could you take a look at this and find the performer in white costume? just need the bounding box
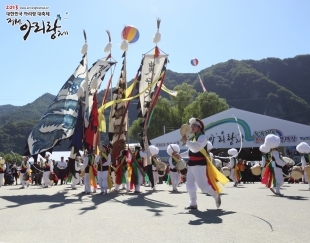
[296,142,310,190]
[264,134,287,196]
[71,156,81,189]
[20,156,31,189]
[129,145,145,193]
[167,144,181,192]
[149,145,160,191]
[180,118,221,210]
[260,144,271,177]
[227,148,240,187]
[0,157,6,187]
[114,149,131,192]
[97,145,111,194]
[43,153,53,188]
[83,150,99,194]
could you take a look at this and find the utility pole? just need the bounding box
[163,125,165,135]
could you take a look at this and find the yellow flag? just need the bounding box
[98,107,106,132]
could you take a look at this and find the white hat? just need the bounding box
[149,145,159,156]
[296,142,310,154]
[207,141,213,151]
[228,148,238,156]
[264,134,280,149]
[259,144,270,153]
[189,117,204,130]
[167,144,180,157]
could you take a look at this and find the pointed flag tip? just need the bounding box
[83,30,87,42]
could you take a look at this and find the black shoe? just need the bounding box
[185,205,197,210]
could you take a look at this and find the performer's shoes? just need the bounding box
[269,188,276,195]
[133,191,142,194]
[185,205,197,210]
[20,187,25,189]
[275,193,284,196]
[43,186,48,188]
[215,194,221,209]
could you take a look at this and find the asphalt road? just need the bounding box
[0,181,309,243]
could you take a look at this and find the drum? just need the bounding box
[282,157,295,166]
[180,124,191,137]
[290,166,303,180]
[221,167,230,177]
[23,173,29,181]
[156,161,167,172]
[175,159,187,171]
[213,159,222,168]
[180,168,187,176]
[158,170,166,177]
[251,165,262,176]
[49,173,55,181]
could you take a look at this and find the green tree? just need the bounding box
[170,83,197,127]
[183,92,229,121]
[128,97,174,140]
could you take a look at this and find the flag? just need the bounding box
[24,54,88,156]
[198,74,207,92]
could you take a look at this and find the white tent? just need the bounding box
[151,108,310,151]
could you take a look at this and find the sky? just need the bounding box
[1,0,310,106]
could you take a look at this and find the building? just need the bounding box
[151,108,310,163]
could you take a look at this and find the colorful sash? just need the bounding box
[261,154,276,188]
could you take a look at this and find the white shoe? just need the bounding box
[215,194,221,209]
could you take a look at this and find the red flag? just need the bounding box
[84,93,99,151]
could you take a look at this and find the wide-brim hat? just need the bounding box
[189,117,204,131]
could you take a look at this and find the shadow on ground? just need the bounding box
[177,209,235,225]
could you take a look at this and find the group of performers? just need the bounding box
[259,136,310,195]
[2,117,310,211]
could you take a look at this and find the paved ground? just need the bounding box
[0,181,309,243]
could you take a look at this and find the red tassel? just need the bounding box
[154,46,160,58]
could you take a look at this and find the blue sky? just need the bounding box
[1,0,310,106]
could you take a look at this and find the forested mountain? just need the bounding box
[1,54,310,154]
[0,104,20,116]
